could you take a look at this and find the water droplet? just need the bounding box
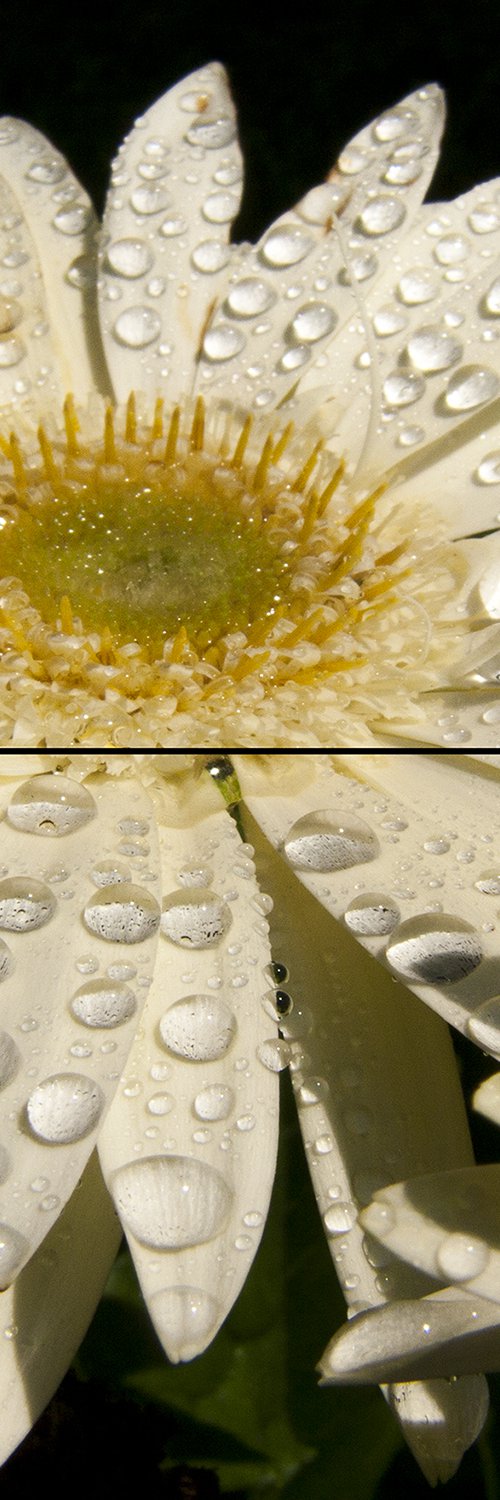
[186,116,236,149]
[53,204,91,235]
[374,109,413,141]
[434,234,469,265]
[91,860,131,888]
[147,1092,174,1115]
[150,1285,220,1354]
[383,159,422,185]
[405,326,462,373]
[0,336,25,367]
[113,306,161,349]
[344,893,400,936]
[202,324,245,361]
[485,278,500,316]
[83,884,160,943]
[176,865,213,889]
[161,889,232,947]
[383,371,425,407]
[70,979,136,1028]
[160,215,188,238]
[0,1031,18,1089]
[26,1073,104,1143]
[193,1084,234,1120]
[436,1232,489,1282]
[0,1224,27,1288]
[159,994,236,1061]
[106,237,154,278]
[0,877,56,931]
[474,870,500,895]
[191,240,230,272]
[26,158,66,184]
[257,1038,291,1072]
[202,191,239,224]
[112,1154,232,1247]
[284,810,379,871]
[323,1201,357,1235]
[357,197,406,236]
[445,365,499,411]
[313,1134,333,1155]
[236,1113,255,1131]
[226,277,275,318]
[467,996,500,1054]
[373,306,408,337]
[423,838,451,855]
[130,185,170,216]
[0,939,14,982]
[386,914,483,984]
[289,302,337,342]
[298,1076,330,1107]
[261,225,313,267]
[265,961,289,985]
[476,451,500,485]
[7,774,96,837]
[397,268,437,306]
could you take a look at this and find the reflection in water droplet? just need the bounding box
[344,893,400,936]
[70,979,136,1028]
[84,884,160,943]
[7,774,96,836]
[284,810,379,871]
[0,877,56,931]
[112,1154,232,1247]
[159,994,236,1060]
[161,889,231,947]
[26,1073,104,1143]
[386,915,483,983]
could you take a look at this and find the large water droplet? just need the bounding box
[397,268,437,305]
[474,870,500,895]
[467,996,500,1055]
[383,371,425,407]
[7,774,96,837]
[405,326,462,373]
[112,1154,232,1247]
[130,185,170,216]
[160,889,231,948]
[191,240,230,273]
[444,365,499,411]
[436,1232,489,1282]
[113,306,161,348]
[284,810,379,871]
[344,893,400,936]
[357,197,406,236]
[186,116,236,148]
[150,1285,220,1357]
[386,914,483,984]
[202,191,239,224]
[70,979,136,1028]
[476,452,500,485]
[202,324,245,361]
[106,237,154,278]
[83,884,160,943]
[257,1038,291,1072]
[226,277,275,318]
[26,1073,104,1143]
[193,1084,234,1120]
[323,1201,357,1235]
[261,225,313,268]
[53,204,91,235]
[0,877,56,931]
[0,1224,28,1288]
[159,994,236,1060]
[289,302,337,343]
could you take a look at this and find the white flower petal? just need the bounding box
[321,1286,500,1383]
[0,117,105,412]
[360,1163,500,1305]
[0,766,160,1278]
[236,752,500,1047]
[384,1376,489,1486]
[98,800,278,1361]
[0,1151,121,1467]
[98,63,243,404]
[474,1070,500,1124]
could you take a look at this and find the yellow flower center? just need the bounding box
[0,393,463,746]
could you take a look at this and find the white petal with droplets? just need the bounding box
[360,1163,500,1305]
[321,1286,500,1383]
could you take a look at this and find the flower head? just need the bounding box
[0,67,499,747]
[1,749,500,1485]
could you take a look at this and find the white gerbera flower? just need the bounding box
[0,65,499,748]
[1,749,500,1485]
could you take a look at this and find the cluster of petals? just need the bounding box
[0,750,499,1484]
[0,65,499,745]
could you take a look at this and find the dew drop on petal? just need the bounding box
[70,979,136,1028]
[476,452,500,485]
[436,1232,489,1282]
[444,365,499,411]
[193,1084,234,1120]
[159,994,236,1060]
[160,889,231,948]
[323,1201,357,1235]
[0,1031,19,1089]
[186,117,236,149]
[383,371,426,407]
[385,914,483,984]
[405,326,462,373]
[289,302,337,342]
[226,278,275,318]
[485,278,500,316]
[284,810,379,871]
[474,871,500,894]
[191,240,230,272]
[106,237,154,278]
[357,197,406,236]
[344,893,400,935]
[26,1073,104,1143]
[7,774,96,837]
[0,877,56,931]
[0,1224,28,1288]
[112,306,161,349]
[467,996,500,1054]
[256,1038,291,1072]
[261,226,313,268]
[111,1155,232,1248]
[91,860,131,888]
[202,324,245,361]
[0,940,14,982]
[150,1285,220,1356]
[83,884,160,943]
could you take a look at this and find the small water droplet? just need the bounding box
[423,838,450,855]
[53,204,91,235]
[147,1092,174,1116]
[193,1084,234,1121]
[236,1113,255,1131]
[113,305,161,348]
[106,237,153,278]
[257,1038,291,1072]
[357,197,406,236]
[150,1284,220,1355]
[467,996,500,1054]
[202,324,245,361]
[226,278,275,317]
[161,889,232,948]
[265,961,289,985]
[70,979,136,1028]
[191,239,230,272]
[476,451,500,485]
[159,994,236,1060]
[289,302,337,342]
[261,225,313,267]
[474,870,500,895]
[383,371,426,407]
[284,810,379,871]
[397,268,437,305]
[112,1155,232,1248]
[444,364,499,411]
[298,1076,330,1106]
[386,914,483,984]
[344,893,400,936]
[202,190,239,224]
[0,939,14,983]
[436,1232,489,1282]
[323,1201,357,1235]
[26,1073,104,1143]
[83,884,160,943]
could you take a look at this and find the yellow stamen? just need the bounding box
[165,405,180,465]
[125,392,137,444]
[231,414,252,467]
[152,397,164,442]
[37,424,58,483]
[190,396,205,452]
[293,440,323,493]
[272,421,294,464]
[63,394,80,457]
[59,595,74,633]
[103,406,117,464]
[253,434,275,491]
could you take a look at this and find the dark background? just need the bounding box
[2,4,500,1496]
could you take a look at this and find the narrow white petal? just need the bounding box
[360,1163,500,1305]
[384,1376,489,1486]
[99,801,278,1361]
[98,63,243,405]
[0,1152,121,1466]
[322,1286,500,1383]
[474,1070,500,1124]
[0,117,106,411]
[0,765,160,1278]
[236,752,500,1048]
